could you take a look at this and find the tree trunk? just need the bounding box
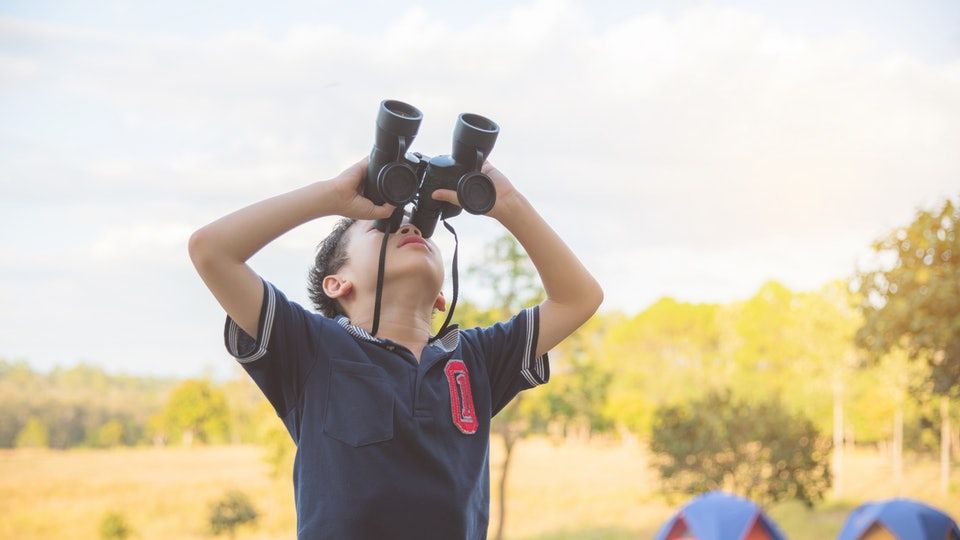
[941,396,951,495]
[618,422,637,448]
[893,404,903,494]
[832,379,844,498]
[495,432,516,540]
[953,425,960,462]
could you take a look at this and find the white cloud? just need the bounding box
[84,221,195,265]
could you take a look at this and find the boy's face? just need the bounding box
[333,217,445,306]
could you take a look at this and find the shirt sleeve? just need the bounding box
[223,276,323,418]
[468,305,551,417]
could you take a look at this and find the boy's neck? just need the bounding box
[344,292,437,363]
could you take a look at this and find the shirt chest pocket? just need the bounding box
[323,359,395,447]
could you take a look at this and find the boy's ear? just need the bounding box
[322,275,353,299]
[433,291,446,313]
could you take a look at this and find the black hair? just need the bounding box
[307,217,356,318]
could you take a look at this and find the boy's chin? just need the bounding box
[382,261,443,288]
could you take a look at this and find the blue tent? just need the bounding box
[654,490,787,540]
[838,498,960,540]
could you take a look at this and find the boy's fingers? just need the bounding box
[373,203,395,218]
[431,189,460,206]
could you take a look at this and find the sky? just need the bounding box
[2,0,959,380]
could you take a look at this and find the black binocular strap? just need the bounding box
[369,218,460,343]
[371,226,391,337]
[434,219,459,339]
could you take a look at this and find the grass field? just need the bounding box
[1,437,957,539]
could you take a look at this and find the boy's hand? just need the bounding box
[430,160,523,223]
[435,158,604,359]
[326,156,397,220]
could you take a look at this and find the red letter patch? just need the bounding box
[444,359,478,434]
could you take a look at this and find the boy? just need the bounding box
[188,156,603,539]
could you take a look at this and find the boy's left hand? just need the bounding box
[430,160,523,223]
[435,159,604,359]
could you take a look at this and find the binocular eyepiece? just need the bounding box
[363,100,499,238]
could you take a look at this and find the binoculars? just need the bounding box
[363,99,499,238]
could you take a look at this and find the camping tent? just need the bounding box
[654,490,787,540]
[837,498,960,540]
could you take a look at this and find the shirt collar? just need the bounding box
[334,316,460,354]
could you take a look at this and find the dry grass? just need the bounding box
[1,438,957,539]
[0,445,294,539]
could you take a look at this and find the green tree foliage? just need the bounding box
[848,347,932,444]
[220,371,270,444]
[254,400,296,479]
[600,298,723,437]
[15,415,49,448]
[99,510,133,540]
[853,197,960,494]
[650,391,831,507]
[467,233,545,318]
[0,358,177,449]
[0,353,318,457]
[854,196,960,393]
[530,313,615,438]
[208,489,258,538]
[158,379,230,446]
[729,281,808,403]
[95,419,125,448]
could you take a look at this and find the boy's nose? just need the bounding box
[398,224,422,237]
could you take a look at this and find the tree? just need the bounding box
[530,312,615,440]
[221,368,266,445]
[650,390,831,507]
[0,358,179,449]
[99,510,133,540]
[600,298,724,438]
[729,281,808,404]
[146,410,168,446]
[254,399,295,479]
[785,280,861,497]
[868,346,932,492]
[208,489,258,538]
[15,416,49,448]
[96,419,125,448]
[159,379,230,446]
[853,195,960,494]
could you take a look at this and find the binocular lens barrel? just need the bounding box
[367,100,424,209]
[452,113,499,167]
[377,100,423,138]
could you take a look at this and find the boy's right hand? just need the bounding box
[326,156,397,220]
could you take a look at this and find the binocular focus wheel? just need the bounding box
[377,163,418,206]
[457,172,496,215]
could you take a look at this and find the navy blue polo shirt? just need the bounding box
[223,276,550,539]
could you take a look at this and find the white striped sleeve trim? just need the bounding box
[519,307,550,387]
[224,278,277,364]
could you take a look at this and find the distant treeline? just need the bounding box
[0,359,272,450]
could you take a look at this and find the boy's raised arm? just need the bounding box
[430,162,604,358]
[188,157,394,339]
